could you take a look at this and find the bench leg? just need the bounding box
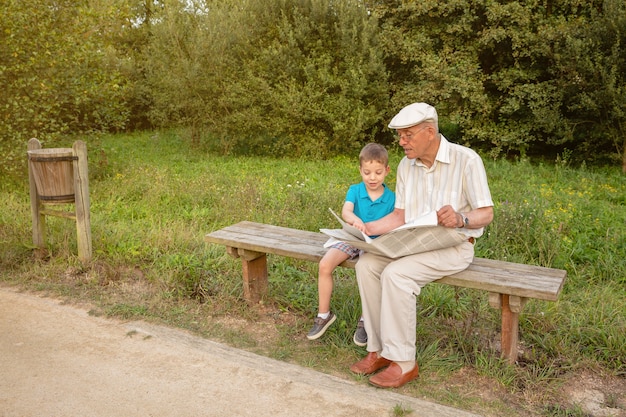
[489,293,527,364]
[237,249,268,304]
[501,294,519,364]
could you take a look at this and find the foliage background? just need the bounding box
[1,0,626,174]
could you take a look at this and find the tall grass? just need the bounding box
[1,131,624,416]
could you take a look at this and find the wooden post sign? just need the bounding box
[27,138,92,262]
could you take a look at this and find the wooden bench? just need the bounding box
[205,221,567,364]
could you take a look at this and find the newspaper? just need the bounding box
[320,208,467,259]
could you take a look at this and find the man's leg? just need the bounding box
[380,243,474,362]
[355,252,393,353]
[367,243,474,388]
[351,252,395,376]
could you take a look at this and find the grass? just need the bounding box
[392,403,414,416]
[1,130,625,417]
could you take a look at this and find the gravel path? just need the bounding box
[0,286,483,417]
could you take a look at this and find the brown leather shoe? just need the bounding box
[369,362,419,388]
[349,352,392,375]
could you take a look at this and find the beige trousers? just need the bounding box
[355,242,475,361]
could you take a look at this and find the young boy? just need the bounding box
[307,143,395,346]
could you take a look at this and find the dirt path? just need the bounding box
[0,286,483,417]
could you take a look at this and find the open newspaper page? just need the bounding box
[320,208,467,259]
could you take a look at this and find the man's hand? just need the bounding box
[437,205,462,228]
[361,208,406,237]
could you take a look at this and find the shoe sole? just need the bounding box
[369,364,419,388]
[306,314,336,340]
[353,334,367,347]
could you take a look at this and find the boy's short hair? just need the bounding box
[359,143,389,166]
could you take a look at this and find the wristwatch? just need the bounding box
[460,213,469,228]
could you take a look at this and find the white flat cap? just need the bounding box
[388,102,438,129]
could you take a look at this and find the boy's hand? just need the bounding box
[351,219,367,233]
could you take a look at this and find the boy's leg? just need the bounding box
[317,248,350,313]
[307,248,349,340]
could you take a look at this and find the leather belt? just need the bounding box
[468,237,475,244]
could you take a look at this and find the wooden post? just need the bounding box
[72,140,92,262]
[500,294,519,363]
[27,138,46,250]
[224,246,269,304]
[489,293,527,364]
[238,249,268,304]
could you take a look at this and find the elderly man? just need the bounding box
[350,103,494,388]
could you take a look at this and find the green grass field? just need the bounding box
[1,130,624,416]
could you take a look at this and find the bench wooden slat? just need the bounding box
[440,258,565,301]
[205,221,565,301]
[206,221,357,267]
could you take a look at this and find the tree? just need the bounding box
[142,0,235,146]
[224,0,390,157]
[0,0,131,176]
[369,0,626,166]
[2,0,624,168]
[143,0,390,157]
[548,0,626,169]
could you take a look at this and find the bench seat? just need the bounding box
[205,221,567,363]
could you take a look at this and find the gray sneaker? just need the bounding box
[307,312,337,340]
[353,320,367,347]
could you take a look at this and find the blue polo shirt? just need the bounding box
[345,182,395,223]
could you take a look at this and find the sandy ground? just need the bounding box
[0,286,483,417]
